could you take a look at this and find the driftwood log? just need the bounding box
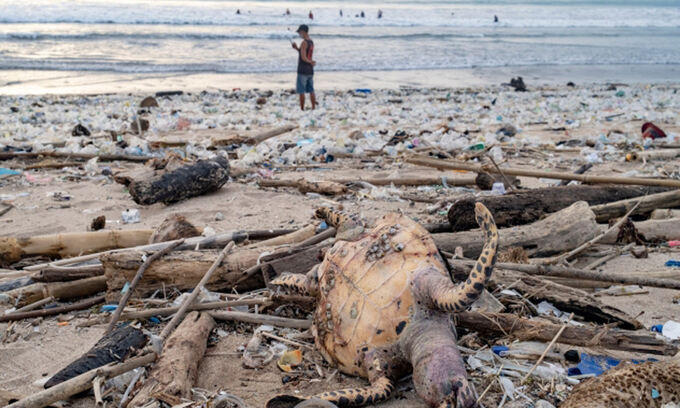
[102,249,262,301]
[455,311,677,356]
[128,312,214,407]
[590,189,680,222]
[31,265,104,282]
[45,326,147,388]
[435,201,599,257]
[3,276,107,306]
[482,268,640,329]
[447,185,668,231]
[0,230,152,263]
[128,156,230,205]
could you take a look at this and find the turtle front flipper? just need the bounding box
[270,267,319,296]
[315,207,364,241]
[412,203,498,312]
[267,352,397,408]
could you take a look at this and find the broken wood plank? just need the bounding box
[258,179,348,195]
[209,310,312,329]
[0,151,151,163]
[455,311,677,355]
[447,185,667,231]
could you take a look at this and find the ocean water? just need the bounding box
[0,0,678,75]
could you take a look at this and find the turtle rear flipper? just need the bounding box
[270,266,319,296]
[412,203,498,312]
[267,352,397,408]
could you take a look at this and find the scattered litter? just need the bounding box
[665,260,680,268]
[277,349,303,372]
[121,209,141,224]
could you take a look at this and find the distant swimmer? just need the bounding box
[309,10,314,20]
[339,9,343,17]
[360,11,365,18]
[378,9,383,19]
[285,8,290,15]
[236,9,240,15]
[494,15,499,23]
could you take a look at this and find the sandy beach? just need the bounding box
[1,79,680,407]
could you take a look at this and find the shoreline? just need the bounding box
[1,64,679,95]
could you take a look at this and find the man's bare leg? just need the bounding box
[310,93,317,110]
[299,94,305,111]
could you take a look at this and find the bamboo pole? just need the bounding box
[407,155,680,188]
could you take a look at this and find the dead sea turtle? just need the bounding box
[267,203,499,408]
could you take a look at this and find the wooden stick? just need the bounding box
[11,296,55,313]
[105,240,184,335]
[120,298,273,320]
[406,155,680,188]
[0,151,152,163]
[452,260,680,290]
[6,353,156,408]
[260,176,476,188]
[209,311,312,329]
[0,295,105,323]
[584,243,636,270]
[0,203,13,218]
[548,200,641,264]
[294,227,336,248]
[486,155,516,192]
[159,241,235,340]
[92,376,104,407]
[4,276,107,306]
[24,162,82,170]
[521,313,573,383]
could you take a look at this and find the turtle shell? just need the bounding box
[313,212,448,377]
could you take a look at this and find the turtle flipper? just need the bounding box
[267,377,394,408]
[315,207,364,241]
[270,267,319,296]
[267,353,396,408]
[412,203,498,312]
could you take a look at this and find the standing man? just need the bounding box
[291,24,316,110]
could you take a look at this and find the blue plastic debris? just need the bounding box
[491,345,509,356]
[567,352,657,377]
[665,260,680,268]
[651,388,660,399]
[296,138,313,147]
[148,316,161,324]
[318,221,328,231]
[121,281,130,294]
[355,89,372,94]
[651,324,664,333]
[0,168,21,177]
[100,305,118,312]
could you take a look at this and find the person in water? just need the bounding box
[378,9,383,19]
[291,24,316,110]
[309,10,314,20]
